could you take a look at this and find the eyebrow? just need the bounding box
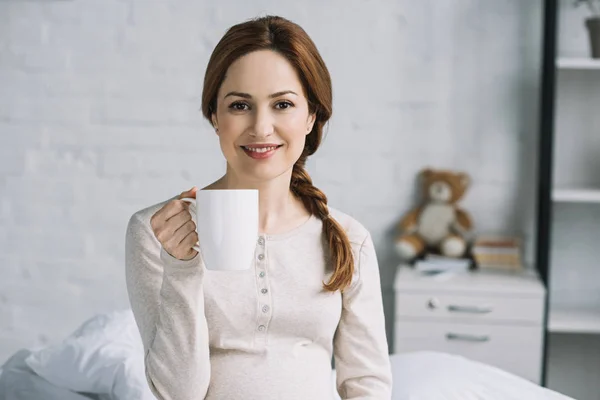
[223,90,298,99]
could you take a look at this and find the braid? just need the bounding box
[291,162,354,292]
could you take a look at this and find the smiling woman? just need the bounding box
[125,15,393,400]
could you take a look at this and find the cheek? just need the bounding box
[279,114,309,141]
[281,127,308,158]
[215,117,245,158]
[216,115,241,139]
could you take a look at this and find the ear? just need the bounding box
[458,173,470,188]
[306,112,316,135]
[420,168,434,180]
[211,113,219,133]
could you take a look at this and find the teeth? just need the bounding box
[244,146,278,153]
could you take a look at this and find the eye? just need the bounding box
[275,101,294,110]
[229,101,249,111]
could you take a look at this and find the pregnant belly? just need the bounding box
[206,347,335,400]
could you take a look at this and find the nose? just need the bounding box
[250,107,274,138]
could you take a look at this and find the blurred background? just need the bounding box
[0,0,599,399]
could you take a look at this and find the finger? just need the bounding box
[155,187,197,227]
[158,198,191,224]
[166,208,192,233]
[178,186,198,200]
[171,218,196,245]
[155,208,190,244]
[180,229,199,250]
[168,230,198,261]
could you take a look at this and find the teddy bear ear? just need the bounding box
[420,168,434,180]
[459,173,471,188]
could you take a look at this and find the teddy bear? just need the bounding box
[395,168,474,262]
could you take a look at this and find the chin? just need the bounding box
[228,161,290,183]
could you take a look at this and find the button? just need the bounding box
[427,297,440,310]
[258,237,265,246]
[262,305,270,313]
[258,325,266,332]
[258,254,265,261]
[261,288,268,294]
[259,271,265,278]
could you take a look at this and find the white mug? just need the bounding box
[181,189,259,271]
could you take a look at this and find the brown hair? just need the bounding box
[201,15,354,292]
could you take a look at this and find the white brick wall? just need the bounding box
[0,0,543,362]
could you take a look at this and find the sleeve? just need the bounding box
[333,233,393,400]
[125,212,211,400]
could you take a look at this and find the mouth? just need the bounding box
[240,144,283,160]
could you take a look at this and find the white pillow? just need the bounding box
[25,309,153,400]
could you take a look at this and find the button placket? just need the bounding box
[255,235,272,342]
[256,236,266,279]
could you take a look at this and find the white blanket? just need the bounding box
[1,310,575,400]
[384,351,573,400]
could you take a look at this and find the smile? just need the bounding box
[240,145,283,160]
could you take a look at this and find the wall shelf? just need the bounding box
[549,306,600,334]
[556,58,600,70]
[552,188,600,203]
[537,1,600,395]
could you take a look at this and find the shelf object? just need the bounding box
[556,58,600,70]
[549,306,600,334]
[552,188,600,203]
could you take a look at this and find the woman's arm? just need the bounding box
[333,233,393,399]
[125,212,211,400]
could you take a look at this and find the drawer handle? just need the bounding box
[446,333,490,342]
[447,304,493,314]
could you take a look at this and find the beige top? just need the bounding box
[125,197,393,400]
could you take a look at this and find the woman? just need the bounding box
[125,15,392,400]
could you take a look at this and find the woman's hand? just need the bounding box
[150,187,199,261]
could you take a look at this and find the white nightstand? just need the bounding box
[393,265,546,384]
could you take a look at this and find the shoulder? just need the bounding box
[327,207,377,291]
[328,206,371,247]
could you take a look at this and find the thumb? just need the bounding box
[178,186,198,200]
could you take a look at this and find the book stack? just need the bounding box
[471,235,523,271]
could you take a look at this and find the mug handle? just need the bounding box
[180,198,201,253]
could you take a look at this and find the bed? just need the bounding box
[0,349,101,400]
[0,310,574,400]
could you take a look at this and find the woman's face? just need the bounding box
[211,50,316,183]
